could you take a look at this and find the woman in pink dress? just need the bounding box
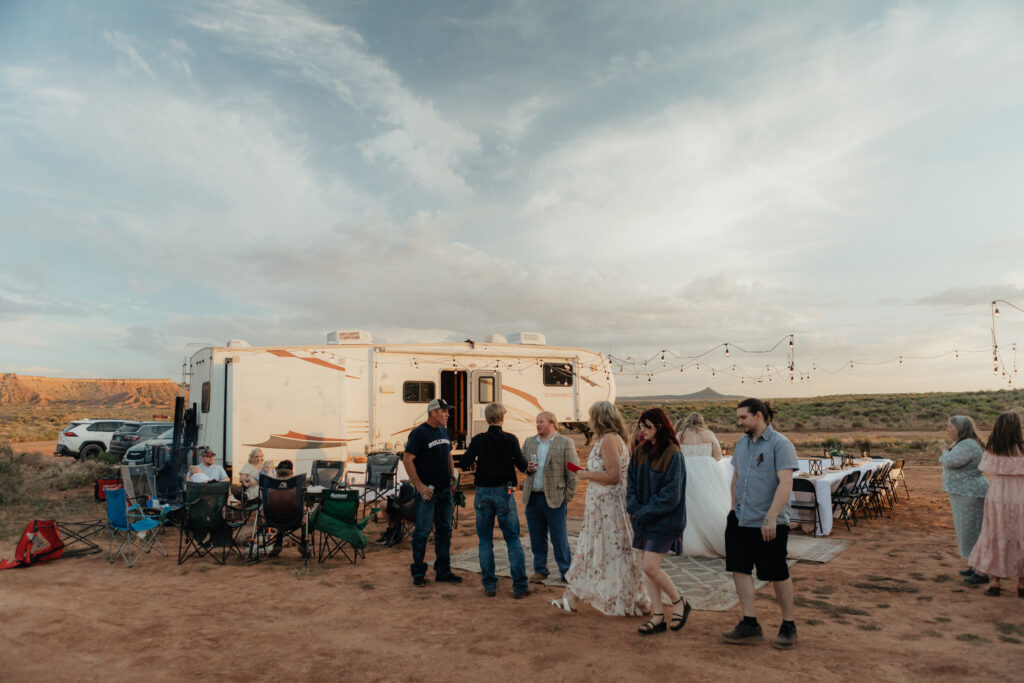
[968,412,1024,598]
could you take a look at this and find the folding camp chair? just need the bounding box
[311,460,345,489]
[177,482,244,565]
[311,488,377,564]
[790,478,822,536]
[250,474,310,566]
[106,487,166,567]
[352,452,400,518]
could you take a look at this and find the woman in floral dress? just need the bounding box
[551,401,650,616]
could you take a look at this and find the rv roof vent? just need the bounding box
[508,332,546,346]
[327,330,373,345]
[226,339,251,348]
[484,334,508,344]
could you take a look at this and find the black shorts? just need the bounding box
[724,510,790,582]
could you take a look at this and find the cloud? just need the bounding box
[180,0,480,193]
[917,286,1024,307]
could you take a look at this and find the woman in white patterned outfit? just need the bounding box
[551,401,650,616]
[675,413,730,557]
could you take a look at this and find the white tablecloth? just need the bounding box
[718,457,892,536]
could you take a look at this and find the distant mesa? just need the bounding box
[0,373,179,407]
[618,387,742,402]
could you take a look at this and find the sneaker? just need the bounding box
[529,572,548,583]
[436,573,463,583]
[413,576,427,587]
[485,589,497,597]
[959,567,974,576]
[722,620,764,644]
[373,532,390,545]
[964,573,990,585]
[513,590,530,600]
[772,623,797,650]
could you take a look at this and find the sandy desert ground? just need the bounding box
[1,438,1023,682]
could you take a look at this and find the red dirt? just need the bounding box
[1,440,1023,681]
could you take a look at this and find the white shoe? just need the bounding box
[550,595,577,613]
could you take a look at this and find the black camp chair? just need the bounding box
[311,460,345,489]
[250,474,310,566]
[177,482,244,565]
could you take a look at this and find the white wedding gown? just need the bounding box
[680,442,731,557]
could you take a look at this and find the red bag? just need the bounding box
[94,476,122,501]
[0,520,65,570]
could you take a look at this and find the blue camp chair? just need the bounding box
[105,487,166,567]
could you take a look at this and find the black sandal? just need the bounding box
[670,597,691,631]
[638,613,666,635]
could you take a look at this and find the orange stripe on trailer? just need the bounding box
[503,384,543,411]
[267,349,346,372]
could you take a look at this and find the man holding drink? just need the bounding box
[522,411,580,583]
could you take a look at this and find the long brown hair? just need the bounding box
[633,407,680,472]
[985,412,1024,457]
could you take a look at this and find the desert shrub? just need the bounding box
[93,451,121,466]
[0,444,24,505]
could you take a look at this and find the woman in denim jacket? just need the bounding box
[940,415,988,581]
[626,407,689,635]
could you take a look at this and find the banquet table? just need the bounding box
[718,457,892,536]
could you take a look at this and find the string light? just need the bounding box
[724,344,730,357]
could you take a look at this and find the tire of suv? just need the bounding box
[80,443,103,460]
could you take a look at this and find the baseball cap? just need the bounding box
[428,398,453,412]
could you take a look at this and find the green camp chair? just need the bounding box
[312,488,377,564]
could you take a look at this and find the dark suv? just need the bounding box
[108,422,174,456]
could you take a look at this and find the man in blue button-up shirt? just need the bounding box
[722,398,799,650]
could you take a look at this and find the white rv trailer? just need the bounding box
[184,331,615,477]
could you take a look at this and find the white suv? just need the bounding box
[55,419,137,459]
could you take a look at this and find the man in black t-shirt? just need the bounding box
[404,398,462,586]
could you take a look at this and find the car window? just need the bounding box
[117,424,142,434]
[88,421,119,431]
[143,425,170,436]
[158,428,174,439]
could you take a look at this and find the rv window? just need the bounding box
[542,363,574,387]
[478,376,495,403]
[403,381,436,403]
[201,382,210,413]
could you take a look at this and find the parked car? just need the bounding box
[108,422,173,456]
[56,419,137,459]
[122,427,175,463]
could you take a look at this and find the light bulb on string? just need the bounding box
[711,369,716,377]
[850,361,854,369]
[696,363,700,371]
[995,303,1000,317]
[898,356,903,367]
[789,336,794,348]
[725,344,730,357]
[647,374,652,383]
[955,350,959,359]
[661,351,665,367]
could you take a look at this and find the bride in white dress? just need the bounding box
[675,413,731,557]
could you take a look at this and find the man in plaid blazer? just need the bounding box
[521,411,580,583]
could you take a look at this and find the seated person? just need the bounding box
[188,465,211,483]
[261,460,277,479]
[375,481,416,546]
[233,448,264,501]
[198,450,229,482]
[275,459,294,479]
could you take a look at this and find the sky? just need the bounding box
[1,0,1023,398]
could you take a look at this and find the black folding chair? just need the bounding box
[353,452,400,518]
[251,473,310,566]
[177,482,244,565]
[311,460,345,489]
[831,471,860,531]
[790,478,822,536]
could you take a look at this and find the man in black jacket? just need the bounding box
[461,402,530,598]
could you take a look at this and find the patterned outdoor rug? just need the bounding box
[451,534,851,611]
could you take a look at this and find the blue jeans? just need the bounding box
[524,492,571,577]
[475,487,528,594]
[410,486,453,579]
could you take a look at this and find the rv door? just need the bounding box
[470,369,501,439]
